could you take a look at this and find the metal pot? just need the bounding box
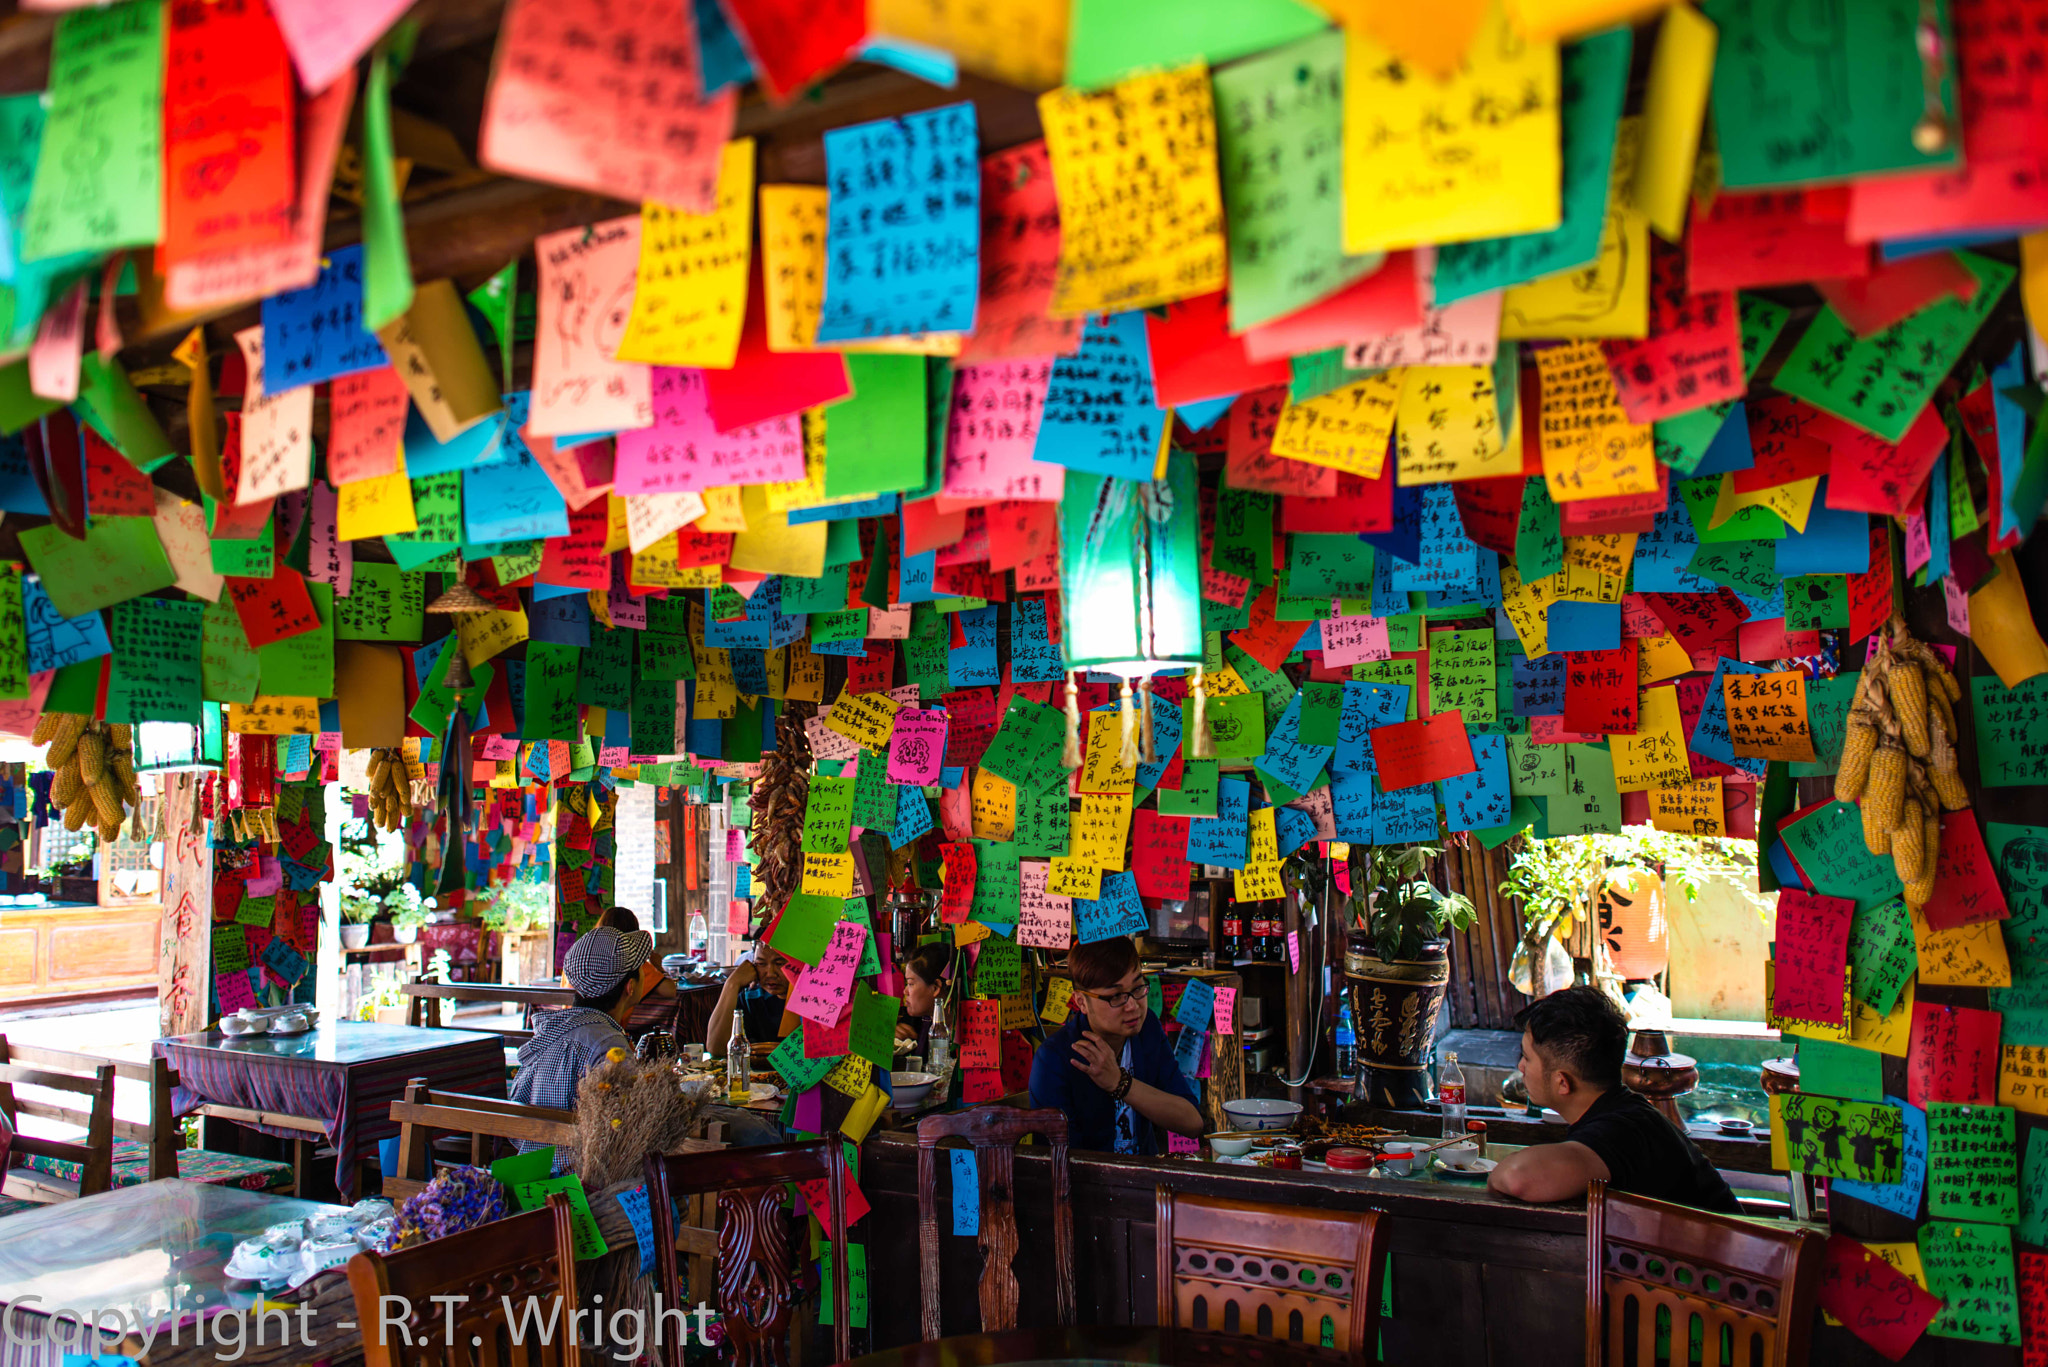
[1344,934,1450,1109]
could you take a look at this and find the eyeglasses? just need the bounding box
[1082,984,1146,1010]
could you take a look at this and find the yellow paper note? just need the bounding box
[227,696,320,734]
[2022,231,2048,342]
[1498,562,1557,657]
[1039,61,1228,315]
[2000,1044,2048,1116]
[456,607,529,668]
[1722,669,1817,763]
[374,280,505,444]
[1562,532,1637,581]
[1502,119,1648,339]
[617,139,756,368]
[1969,552,2048,688]
[868,0,1068,89]
[954,919,992,946]
[1850,976,1913,1057]
[1636,632,1693,684]
[1534,340,1659,502]
[1078,712,1137,794]
[1504,0,1674,40]
[785,639,825,704]
[1041,975,1074,1023]
[730,488,827,578]
[1909,903,2013,988]
[1204,664,1252,698]
[824,692,902,751]
[336,469,417,540]
[1711,474,1814,534]
[695,646,738,718]
[1073,791,1134,869]
[1647,776,1725,836]
[1270,371,1403,479]
[1631,2,1715,241]
[1342,1,1561,253]
[1046,856,1103,899]
[1611,684,1691,789]
[1394,366,1519,483]
[604,494,631,556]
[694,486,747,532]
[801,851,856,898]
[971,767,1016,841]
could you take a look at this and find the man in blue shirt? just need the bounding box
[1030,938,1205,1156]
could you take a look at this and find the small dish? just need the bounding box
[1432,1157,1497,1176]
[1208,1134,1255,1158]
[1717,1118,1755,1135]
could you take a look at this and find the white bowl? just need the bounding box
[1379,1141,1419,1176]
[1438,1141,1482,1170]
[1208,1135,1255,1157]
[1221,1098,1303,1132]
[891,1071,940,1108]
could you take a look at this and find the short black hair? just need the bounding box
[1515,986,1627,1088]
[905,941,952,986]
[575,979,630,1014]
[599,906,639,933]
[1066,937,1141,991]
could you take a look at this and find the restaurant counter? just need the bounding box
[860,1129,1846,1366]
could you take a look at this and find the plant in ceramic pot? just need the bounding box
[386,885,433,944]
[1338,843,1475,1109]
[339,891,379,950]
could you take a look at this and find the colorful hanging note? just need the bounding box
[616,139,757,370]
[529,218,653,438]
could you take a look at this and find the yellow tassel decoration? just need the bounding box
[1061,672,1083,771]
[1189,665,1213,759]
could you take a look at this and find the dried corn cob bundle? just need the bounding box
[1848,621,1970,897]
[365,746,418,831]
[40,718,137,840]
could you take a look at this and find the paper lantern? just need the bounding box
[1057,451,1204,677]
[1596,867,1669,980]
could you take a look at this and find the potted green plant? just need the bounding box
[386,885,432,944]
[1338,843,1476,1109]
[339,892,379,950]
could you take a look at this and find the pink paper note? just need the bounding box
[599,746,628,766]
[480,0,737,215]
[886,707,948,785]
[613,368,803,494]
[27,279,85,402]
[306,481,353,596]
[1771,890,1855,1026]
[725,828,745,862]
[244,855,283,897]
[1286,930,1301,974]
[530,218,654,439]
[352,793,370,819]
[328,367,408,484]
[480,734,520,761]
[165,70,355,312]
[1944,573,1971,636]
[1319,612,1392,666]
[1017,862,1072,950]
[787,921,868,1026]
[1339,291,1502,370]
[215,971,256,1015]
[941,360,1062,503]
[267,0,413,97]
[1213,986,1237,1035]
[1167,1130,1200,1153]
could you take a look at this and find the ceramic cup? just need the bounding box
[1438,1141,1482,1170]
[1380,1141,1418,1176]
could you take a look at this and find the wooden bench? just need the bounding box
[0,1038,115,1208]
[402,978,577,1044]
[0,1041,296,1196]
[384,1078,724,1290]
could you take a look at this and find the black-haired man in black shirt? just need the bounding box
[1488,986,1741,1214]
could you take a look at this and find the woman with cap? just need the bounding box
[509,926,655,1120]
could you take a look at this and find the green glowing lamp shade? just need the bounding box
[1057,452,1204,676]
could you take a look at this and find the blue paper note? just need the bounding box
[1075,869,1149,942]
[24,575,110,674]
[1441,734,1510,832]
[1361,480,1423,568]
[529,594,591,648]
[702,582,806,650]
[1186,778,1251,869]
[1009,598,1064,682]
[1254,693,1335,794]
[1135,699,1184,792]
[891,783,934,849]
[789,492,897,524]
[1178,394,1237,429]
[261,244,390,390]
[1689,657,1770,777]
[1994,343,2029,540]
[1331,770,1374,841]
[815,102,981,343]
[950,1149,979,1235]
[691,0,754,92]
[615,1184,659,1275]
[1175,978,1216,1033]
[1926,450,1952,581]
[1546,601,1621,652]
[1691,402,1756,476]
[0,435,46,513]
[1388,486,1500,602]
[464,446,569,544]
[1830,1096,1925,1220]
[1373,774,1440,843]
[1634,499,1720,593]
[402,404,504,479]
[1274,804,1317,856]
[1775,489,1871,576]
[1512,652,1566,716]
[858,37,960,86]
[1333,680,1409,777]
[1173,1026,1208,1079]
[1034,313,1169,481]
[948,605,999,686]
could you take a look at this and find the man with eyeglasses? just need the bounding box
[1029,937,1206,1155]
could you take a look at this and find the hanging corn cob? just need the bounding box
[364,746,419,831]
[1836,620,1969,909]
[32,716,139,843]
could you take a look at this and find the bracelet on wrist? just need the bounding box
[1110,1067,1134,1102]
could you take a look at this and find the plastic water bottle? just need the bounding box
[1439,1050,1467,1139]
[1333,1002,1358,1081]
[928,1007,954,1073]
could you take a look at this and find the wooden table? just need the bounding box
[0,1179,354,1367]
[844,1324,1348,1365]
[155,1021,507,1196]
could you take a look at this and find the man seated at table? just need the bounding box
[510,926,652,1120]
[705,941,794,1056]
[1488,986,1740,1213]
[600,905,676,1005]
[1030,937,1205,1156]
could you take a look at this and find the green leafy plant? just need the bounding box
[385,883,434,931]
[475,878,551,933]
[1344,843,1477,963]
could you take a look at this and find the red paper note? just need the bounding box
[1924,811,2013,930]
[1644,590,1751,660]
[480,0,737,213]
[1601,248,1744,424]
[1846,522,1894,642]
[962,1068,1005,1103]
[163,0,297,264]
[1283,468,1393,534]
[796,1170,869,1237]
[537,499,609,590]
[1451,476,1525,558]
[1132,808,1192,901]
[721,0,866,101]
[1907,999,2002,1109]
[1817,404,1948,518]
[702,269,852,431]
[959,999,1001,1070]
[938,842,976,924]
[226,568,320,649]
[985,501,1060,572]
[1144,292,1291,408]
[2022,1248,2048,1367]
[1227,389,1337,497]
[328,367,409,485]
[1239,252,1425,364]
[1227,585,1307,675]
[1812,253,1980,336]
[84,427,155,517]
[1770,890,1855,1026]
[803,1000,853,1058]
[1817,1235,1942,1362]
[961,141,1083,364]
[1562,642,1640,736]
[1685,191,1869,293]
[1370,712,1477,790]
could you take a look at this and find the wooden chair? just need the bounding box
[0,1038,116,1206]
[403,977,577,1044]
[644,1140,852,1367]
[1155,1188,1388,1365]
[915,1106,1075,1340]
[1586,1180,1823,1367]
[384,1079,582,1201]
[348,1195,579,1367]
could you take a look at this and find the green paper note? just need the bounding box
[1287,533,1375,599]
[969,840,1021,925]
[236,895,276,928]
[1289,348,1376,405]
[106,597,204,724]
[1159,759,1219,817]
[511,1175,608,1260]
[1012,782,1070,859]
[1926,1103,2018,1225]
[336,563,426,642]
[1790,670,1860,778]
[1187,692,1265,759]
[803,776,856,854]
[490,1146,556,1194]
[976,938,1022,995]
[817,1244,869,1330]
[1919,1221,2020,1345]
[1846,896,1916,1015]
[1780,801,1904,910]
[20,515,176,619]
[0,566,27,701]
[770,1026,836,1092]
[212,923,249,973]
[1973,675,2048,788]
[361,37,414,329]
[1298,682,1343,746]
[771,891,844,966]
[1783,575,1849,632]
[1065,0,1326,89]
[2019,1127,2048,1247]
[1507,735,1567,795]
[22,0,164,259]
[523,641,581,742]
[257,581,335,699]
[1780,1093,1903,1183]
[78,355,175,472]
[1705,0,1959,190]
[1546,744,1621,836]
[468,259,519,393]
[822,355,925,499]
[1791,1037,1883,1101]
[1428,629,1496,725]
[849,983,899,1072]
[1515,477,1565,583]
[1774,252,2014,443]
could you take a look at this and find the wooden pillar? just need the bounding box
[1282,888,1308,1102]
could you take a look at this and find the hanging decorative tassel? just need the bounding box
[1117,679,1139,769]
[1190,665,1213,758]
[1061,671,1083,771]
[1138,677,1157,764]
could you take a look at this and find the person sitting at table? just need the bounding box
[1029,937,1205,1156]
[896,941,952,1055]
[509,926,652,1121]
[706,941,794,1056]
[1488,986,1740,1213]
[599,905,676,1003]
